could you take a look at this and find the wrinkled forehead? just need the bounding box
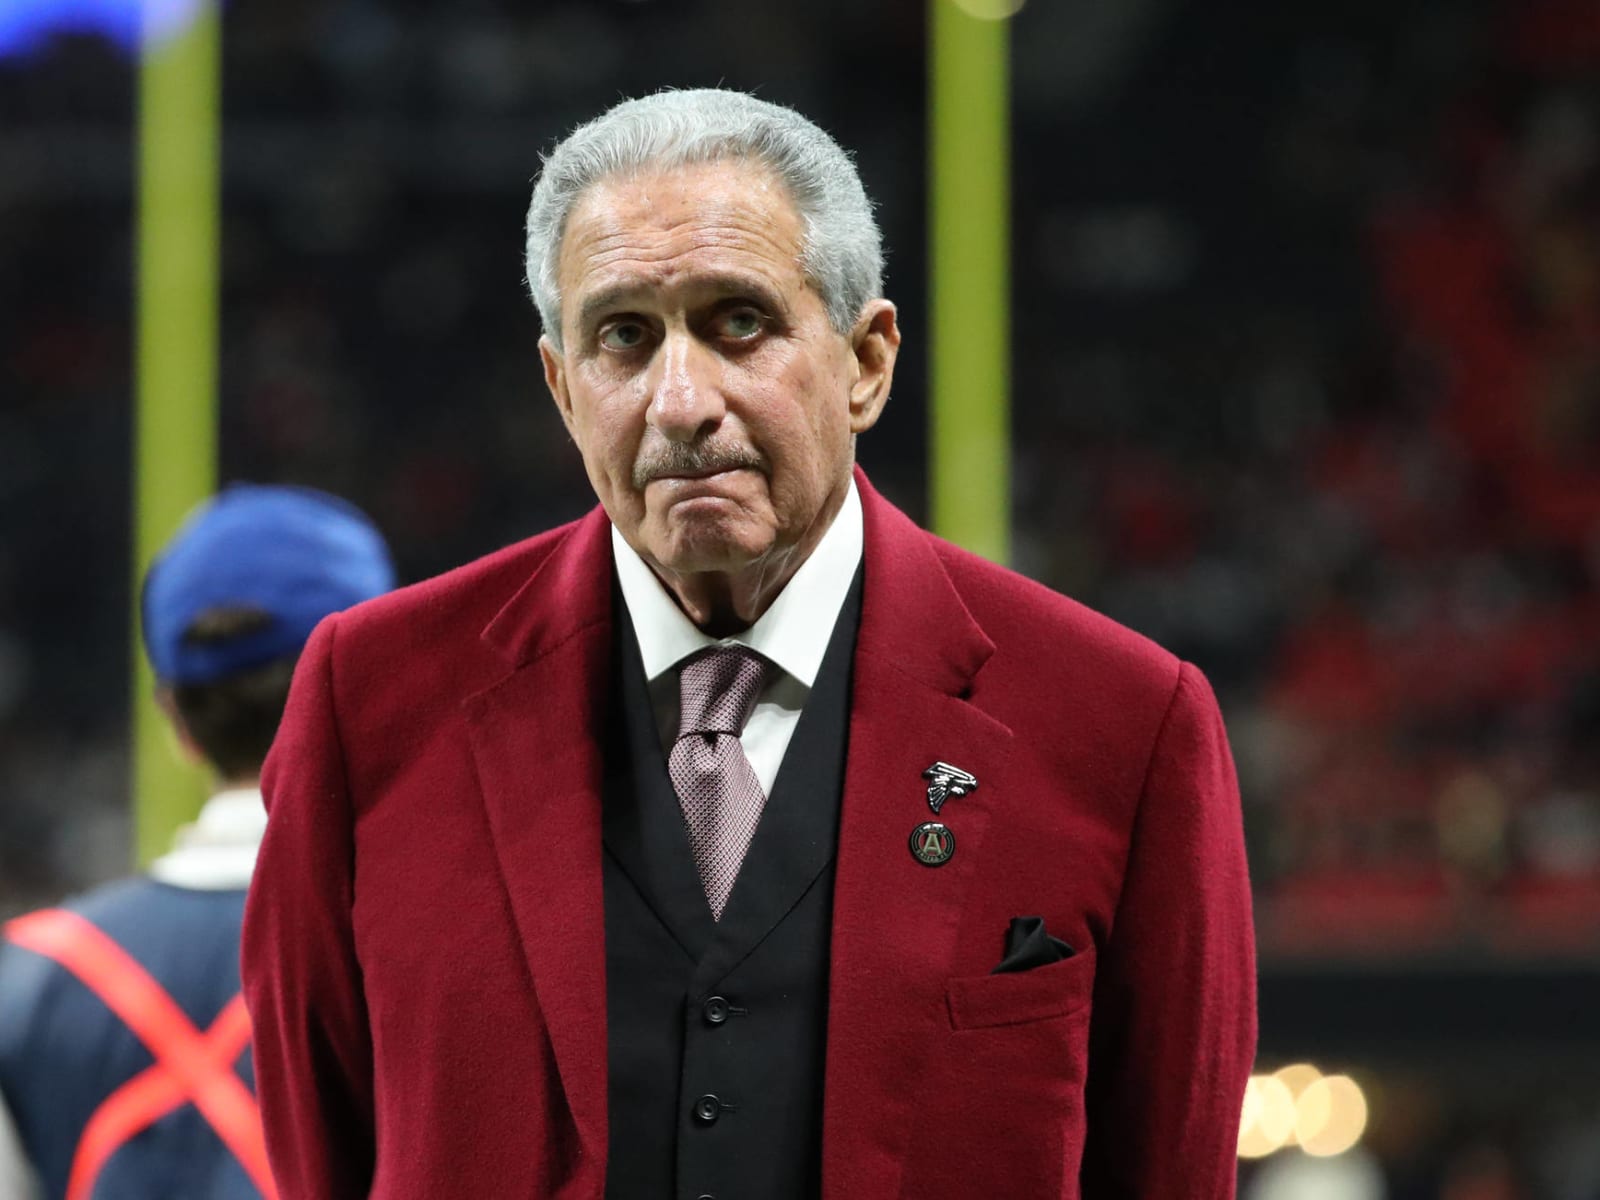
[556,160,810,314]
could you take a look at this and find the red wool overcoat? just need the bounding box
[241,469,1256,1200]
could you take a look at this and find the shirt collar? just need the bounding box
[611,477,863,688]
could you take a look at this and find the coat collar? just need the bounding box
[850,466,994,696]
[479,504,614,668]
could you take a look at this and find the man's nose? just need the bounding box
[646,331,725,443]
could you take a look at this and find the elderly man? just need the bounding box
[242,89,1256,1200]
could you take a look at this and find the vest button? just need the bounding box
[703,995,732,1025]
[692,1093,722,1124]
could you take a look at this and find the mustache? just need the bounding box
[632,441,768,489]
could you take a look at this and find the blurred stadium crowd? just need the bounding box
[1009,0,1600,967]
[2,0,1599,1195]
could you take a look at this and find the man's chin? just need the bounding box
[643,518,777,580]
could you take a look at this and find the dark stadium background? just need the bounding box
[3,0,1599,1194]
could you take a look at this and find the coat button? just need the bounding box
[703,995,731,1025]
[692,1094,722,1124]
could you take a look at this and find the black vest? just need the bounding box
[602,573,862,1200]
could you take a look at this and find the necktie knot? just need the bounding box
[676,646,768,739]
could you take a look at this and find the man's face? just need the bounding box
[541,160,897,587]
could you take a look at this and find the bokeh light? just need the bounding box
[1239,1074,1300,1158]
[1241,1064,1371,1160]
[1298,1076,1369,1157]
[1273,1062,1325,1101]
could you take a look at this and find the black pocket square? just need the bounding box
[991,916,1075,974]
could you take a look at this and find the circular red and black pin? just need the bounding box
[909,821,955,866]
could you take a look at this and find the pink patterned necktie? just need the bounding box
[669,646,771,921]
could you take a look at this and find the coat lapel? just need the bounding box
[461,508,614,1190]
[822,473,1014,1200]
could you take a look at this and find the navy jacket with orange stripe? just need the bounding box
[0,879,263,1199]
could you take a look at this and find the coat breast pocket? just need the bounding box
[945,946,1096,1031]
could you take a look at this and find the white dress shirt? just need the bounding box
[611,479,864,795]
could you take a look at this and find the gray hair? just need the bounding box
[525,89,884,347]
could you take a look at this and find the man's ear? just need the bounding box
[847,300,900,434]
[540,335,577,441]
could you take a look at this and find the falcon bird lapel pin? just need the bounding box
[922,761,978,814]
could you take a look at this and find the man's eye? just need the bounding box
[599,322,647,351]
[717,309,764,340]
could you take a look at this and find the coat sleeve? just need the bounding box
[1078,661,1257,1198]
[242,616,376,1199]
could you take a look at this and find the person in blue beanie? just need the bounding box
[0,484,394,1200]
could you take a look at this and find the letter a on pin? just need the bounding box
[910,821,955,866]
